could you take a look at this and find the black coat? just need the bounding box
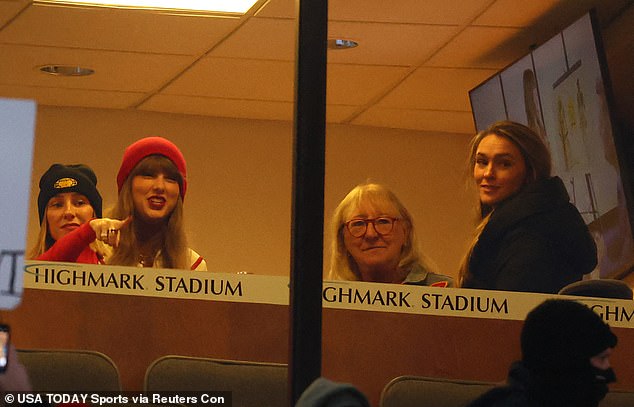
[463,176,597,293]
[467,361,606,407]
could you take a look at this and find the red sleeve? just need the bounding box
[190,256,204,270]
[36,222,97,263]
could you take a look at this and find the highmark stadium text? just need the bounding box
[322,285,510,315]
[28,265,244,297]
[3,392,232,406]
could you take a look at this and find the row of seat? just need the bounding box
[17,349,634,406]
[17,349,288,406]
[379,376,634,407]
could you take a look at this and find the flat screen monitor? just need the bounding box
[469,10,634,279]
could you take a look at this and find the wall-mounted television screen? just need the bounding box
[469,10,634,279]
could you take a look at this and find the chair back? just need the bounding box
[380,375,496,407]
[144,355,287,407]
[558,279,633,299]
[17,348,121,392]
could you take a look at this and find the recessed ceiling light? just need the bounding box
[35,0,259,14]
[39,65,95,76]
[328,39,359,50]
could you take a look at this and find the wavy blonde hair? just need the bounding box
[29,213,53,259]
[459,120,552,285]
[327,183,431,281]
[107,155,189,269]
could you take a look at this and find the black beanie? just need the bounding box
[521,299,617,372]
[37,164,103,224]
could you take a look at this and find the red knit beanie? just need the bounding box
[116,136,187,199]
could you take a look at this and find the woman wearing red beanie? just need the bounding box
[106,136,206,270]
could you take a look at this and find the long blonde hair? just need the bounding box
[107,155,189,269]
[29,207,106,260]
[327,183,431,281]
[28,214,53,259]
[459,120,552,285]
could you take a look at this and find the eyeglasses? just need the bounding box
[344,217,399,238]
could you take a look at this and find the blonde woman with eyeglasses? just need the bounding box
[327,183,453,286]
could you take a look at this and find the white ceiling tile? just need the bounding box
[327,21,459,66]
[329,0,491,25]
[426,26,527,69]
[0,0,28,26]
[326,64,410,105]
[142,94,361,125]
[0,0,627,135]
[0,44,195,91]
[0,84,145,109]
[326,104,361,123]
[211,18,461,66]
[162,57,295,101]
[210,17,295,61]
[140,94,293,121]
[473,0,559,27]
[378,67,497,111]
[0,3,242,55]
[353,107,476,134]
[254,0,294,19]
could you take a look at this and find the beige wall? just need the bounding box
[28,106,474,279]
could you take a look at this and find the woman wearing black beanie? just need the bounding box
[29,163,109,264]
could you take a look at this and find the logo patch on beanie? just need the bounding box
[53,177,78,189]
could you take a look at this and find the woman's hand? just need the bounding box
[90,216,132,247]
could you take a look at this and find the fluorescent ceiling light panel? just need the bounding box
[38,0,259,14]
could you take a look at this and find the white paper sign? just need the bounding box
[0,98,36,310]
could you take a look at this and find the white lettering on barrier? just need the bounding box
[22,260,634,328]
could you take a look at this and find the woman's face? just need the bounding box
[342,201,407,282]
[474,134,528,208]
[132,172,180,224]
[46,192,95,241]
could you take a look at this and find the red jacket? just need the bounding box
[37,223,102,264]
